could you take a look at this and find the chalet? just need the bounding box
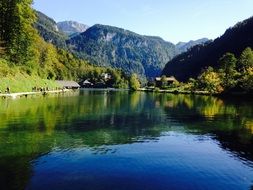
[56,80,80,89]
[155,76,176,87]
[81,80,94,88]
[101,73,112,81]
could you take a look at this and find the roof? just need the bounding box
[56,80,80,88]
[83,80,93,85]
[155,76,176,82]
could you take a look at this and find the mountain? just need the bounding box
[176,38,209,54]
[57,21,89,36]
[35,11,67,48]
[162,16,253,81]
[67,24,177,79]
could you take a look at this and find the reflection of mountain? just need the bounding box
[0,91,252,189]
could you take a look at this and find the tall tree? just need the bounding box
[238,47,253,73]
[0,0,38,64]
[218,52,237,89]
[238,47,253,91]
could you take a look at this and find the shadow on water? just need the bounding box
[0,90,252,189]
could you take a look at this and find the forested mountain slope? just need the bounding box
[67,24,177,79]
[162,16,253,81]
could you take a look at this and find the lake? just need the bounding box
[0,90,252,190]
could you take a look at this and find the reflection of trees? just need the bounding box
[0,91,253,189]
[0,91,167,189]
[161,94,253,163]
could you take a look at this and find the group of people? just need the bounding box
[32,86,50,92]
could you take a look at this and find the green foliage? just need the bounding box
[0,0,38,64]
[218,53,238,89]
[238,47,253,73]
[197,67,223,93]
[129,74,141,91]
[186,48,253,94]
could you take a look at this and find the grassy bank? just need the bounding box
[0,73,59,93]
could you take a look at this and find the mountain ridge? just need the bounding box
[162,16,253,81]
[35,11,211,80]
[176,38,210,54]
[67,24,177,79]
[57,21,89,36]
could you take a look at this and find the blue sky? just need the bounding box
[33,0,253,44]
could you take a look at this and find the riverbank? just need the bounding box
[0,89,71,99]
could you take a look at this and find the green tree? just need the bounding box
[0,0,38,64]
[129,74,140,91]
[238,47,253,73]
[237,48,253,92]
[218,52,237,89]
[197,67,223,93]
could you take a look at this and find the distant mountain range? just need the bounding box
[35,11,210,79]
[176,38,209,54]
[162,16,253,81]
[57,21,89,36]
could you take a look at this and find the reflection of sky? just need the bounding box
[27,132,253,190]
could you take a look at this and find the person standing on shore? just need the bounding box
[6,87,10,94]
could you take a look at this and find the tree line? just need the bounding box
[187,47,253,94]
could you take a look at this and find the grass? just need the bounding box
[0,73,59,93]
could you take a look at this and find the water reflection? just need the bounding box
[0,90,252,189]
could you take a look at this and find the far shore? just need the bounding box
[138,88,253,97]
[138,88,212,95]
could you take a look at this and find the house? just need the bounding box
[56,80,80,89]
[81,80,94,88]
[155,76,176,87]
[101,73,112,81]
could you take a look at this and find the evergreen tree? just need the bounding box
[218,52,237,89]
[238,47,253,92]
[238,47,253,73]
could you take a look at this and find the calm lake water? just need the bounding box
[0,90,252,190]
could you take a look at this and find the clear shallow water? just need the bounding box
[0,90,252,190]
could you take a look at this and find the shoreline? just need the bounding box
[138,88,213,96]
[138,88,253,97]
[0,89,72,99]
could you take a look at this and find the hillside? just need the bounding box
[57,21,89,36]
[67,24,177,79]
[162,16,253,81]
[35,11,67,49]
[35,12,209,80]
